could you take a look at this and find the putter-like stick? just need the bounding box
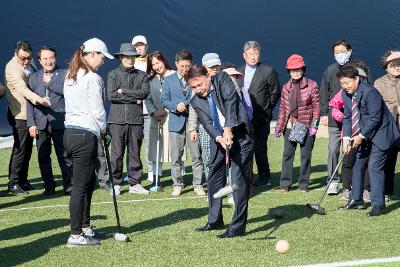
[306,140,352,215]
[104,140,129,242]
[150,121,163,192]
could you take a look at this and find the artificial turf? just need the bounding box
[0,137,399,267]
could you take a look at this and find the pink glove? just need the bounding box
[275,130,281,139]
[309,127,317,136]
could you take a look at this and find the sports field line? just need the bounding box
[292,256,400,267]
[0,195,207,213]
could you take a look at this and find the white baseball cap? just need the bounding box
[202,53,221,67]
[83,38,114,59]
[132,35,147,45]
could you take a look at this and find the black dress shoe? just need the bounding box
[20,183,36,191]
[8,185,29,195]
[341,199,367,210]
[217,230,245,238]
[367,206,385,217]
[196,223,225,232]
[43,187,56,196]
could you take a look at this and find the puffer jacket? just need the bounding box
[275,77,320,134]
[329,89,344,123]
[107,64,150,125]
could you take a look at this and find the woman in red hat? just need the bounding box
[275,54,320,192]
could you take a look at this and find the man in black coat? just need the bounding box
[188,65,253,238]
[27,46,72,196]
[237,41,280,186]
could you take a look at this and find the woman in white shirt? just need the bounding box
[64,38,113,247]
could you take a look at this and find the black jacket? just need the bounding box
[237,63,280,125]
[107,64,150,125]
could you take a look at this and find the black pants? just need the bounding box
[253,122,270,180]
[96,140,110,186]
[341,148,370,191]
[109,123,143,186]
[64,128,97,235]
[207,129,253,234]
[37,124,72,190]
[8,115,33,187]
[280,129,315,190]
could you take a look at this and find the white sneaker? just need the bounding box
[111,185,121,196]
[147,171,154,182]
[66,235,100,247]
[171,186,182,196]
[129,184,150,195]
[327,182,339,195]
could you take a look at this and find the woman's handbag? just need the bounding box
[288,121,308,144]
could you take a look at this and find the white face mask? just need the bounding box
[334,50,352,65]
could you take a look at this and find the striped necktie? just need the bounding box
[351,95,360,137]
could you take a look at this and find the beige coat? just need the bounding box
[5,56,40,120]
[374,74,400,122]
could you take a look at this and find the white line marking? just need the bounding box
[291,256,400,267]
[0,195,207,213]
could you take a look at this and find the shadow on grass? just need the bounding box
[0,189,67,210]
[0,215,106,267]
[246,204,316,240]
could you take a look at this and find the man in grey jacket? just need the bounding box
[107,43,150,195]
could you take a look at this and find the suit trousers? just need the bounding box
[352,141,387,207]
[327,126,341,183]
[341,148,370,191]
[110,123,144,186]
[384,143,398,196]
[280,129,315,190]
[169,125,203,187]
[253,122,270,180]
[207,129,253,234]
[8,117,33,187]
[37,124,72,190]
[64,128,97,235]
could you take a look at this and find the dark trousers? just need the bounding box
[37,124,72,190]
[96,140,110,186]
[384,144,398,195]
[280,129,315,190]
[341,148,370,191]
[207,130,253,234]
[8,116,33,187]
[352,141,387,207]
[253,122,270,180]
[64,128,97,235]
[110,123,143,186]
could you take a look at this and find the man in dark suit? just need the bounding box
[237,41,280,186]
[188,64,253,238]
[27,46,72,196]
[340,66,400,216]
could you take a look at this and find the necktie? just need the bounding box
[160,76,164,85]
[351,95,360,137]
[181,77,188,96]
[242,87,253,120]
[207,91,223,133]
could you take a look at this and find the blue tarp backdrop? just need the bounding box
[0,0,399,136]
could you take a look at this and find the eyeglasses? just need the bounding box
[245,52,260,57]
[17,54,32,62]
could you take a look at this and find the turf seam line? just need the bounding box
[291,256,400,267]
[0,195,207,213]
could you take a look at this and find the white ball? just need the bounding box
[275,240,289,254]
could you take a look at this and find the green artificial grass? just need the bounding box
[0,137,399,267]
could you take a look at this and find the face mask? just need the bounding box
[334,50,352,65]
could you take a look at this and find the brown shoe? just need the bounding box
[194,186,206,196]
[171,186,182,196]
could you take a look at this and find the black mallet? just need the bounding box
[306,140,352,215]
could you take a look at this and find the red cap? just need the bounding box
[286,54,305,69]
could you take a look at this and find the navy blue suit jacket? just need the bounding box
[342,81,400,151]
[27,68,67,130]
[191,72,253,160]
[160,73,192,132]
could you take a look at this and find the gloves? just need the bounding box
[274,130,281,139]
[309,127,317,136]
[153,109,168,121]
[102,131,112,147]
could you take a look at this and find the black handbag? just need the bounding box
[288,121,308,144]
